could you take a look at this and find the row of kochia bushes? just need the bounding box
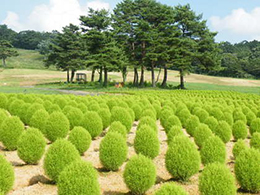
[0,91,260,194]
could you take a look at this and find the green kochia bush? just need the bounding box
[166,135,201,181]
[235,148,260,193]
[185,115,200,136]
[25,103,45,125]
[204,116,218,132]
[9,99,24,117]
[108,121,127,138]
[0,155,14,195]
[214,121,232,143]
[0,109,8,127]
[123,154,156,194]
[0,94,7,109]
[199,163,236,195]
[58,160,100,195]
[17,128,46,164]
[111,107,132,132]
[194,124,213,148]
[131,104,142,121]
[250,132,260,150]
[165,115,182,133]
[167,126,183,144]
[200,136,226,165]
[160,108,173,128]
[64,107,84,129]
[134,125,160,159]
[44,139,80,182]
[137,116,158,133]
[246,111,256,126]
[30,109,49,135]
[80,111,103,138]
[45,112,70,142]
[155,182,188,195]
[177,109,191,127]
[232,139,248,159]
[99,132,128,171]
[250,118,260,135]
[0,116,24,150]
[194,109,209,123]
[232,120,247,140]
[97,108,111,129]
[68,127,92,155]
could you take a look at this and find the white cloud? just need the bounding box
[210,7,260,40]
[1,0,110,32]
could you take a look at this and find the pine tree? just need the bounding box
[0,40,18,67]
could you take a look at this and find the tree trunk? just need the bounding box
[139,65,144,87]
[180,69,185,89]
[161,66,167,87]
[2,58,6,68]
[139,41,146,87]
[155,67,162,84]
[98,67,103,84]
[67,69,70,83]
[91,68,95,82]
[133,67,138,86]
[122,67,127,84]
[70,70,75,83]
[103,67,108,87]
[151,61,155,87]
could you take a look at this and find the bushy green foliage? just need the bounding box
[25,103,45,125]
[0,116,24,150]
[17,128,46,164]
[194,109,209,123]
[155,182,188,195]
[81,111,103,138]
[97,108,111,129]
[64,107,84,129]
[44,139,80,182]
[46,104,61,114]
[0,155,14,195]
[177,109,191,126]
[165,115,182,133]
[0,109,8,127]
[58,160,100,195]
[137,116,158,133]
[123,154,156,194]
[166,135,201,181]
[141,109,156,121]
[185,115,200,136]
[127,108,135,122]
[246,111,256,126]
[99,132,128,171]
[111,106,132,132]
[199,163,236,195]
[194,124,213,148]
[134,125,159,159]
[167,126,183,144]
[250,118,260,135]
[221,112,233,126]
[233,111,247,123]
[68,127,92,155]
[29,109,49,135]
[131,104,142,121]
[53,96,67,109]
[232,120,247,140]
[108,121,127,138]
[204,116,218,132]
[250,132,260,150]
[232,139,248,159]
[235,148,260,193]
[9,99,24,116]
[210,107,224,121]
[200,136,226,165]
[214,121,232,143]
[0,94,7,109]
[45,112,70,142]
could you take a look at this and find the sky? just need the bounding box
[1,0,260,43]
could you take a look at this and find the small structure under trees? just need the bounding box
[76,73,87,83]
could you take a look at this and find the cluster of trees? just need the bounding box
[45,0,220,88]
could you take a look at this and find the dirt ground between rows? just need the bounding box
[0,121,254,195]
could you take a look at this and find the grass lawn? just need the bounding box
[0,86,61,94]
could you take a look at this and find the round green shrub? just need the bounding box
[64,107,84,129]
[214,121,232,143]
[166,135,201,181]
[204,116,218,132]
[235,148,260,193]
[80,111,103,138]
[0,155,14,194]
[134,125,160,159]
[17,128,46,164]
[165,115,182,133]
[194,109,209,123]
[210,107,224,121]
[177,109,191,126]
[131,104,142,121]
[46,104,61,114]
[29,109,49,135]
[221,112,233,127]
[127,108,135,123]
[200,135,226,165]
[68,127,92,155]
[9,99,24,116]
[152,104,161,119]
[232,139,248,159]
[141,109,156,121]
[0,94,7,109]
[0,109,8,127]
[58,160,100,195]
[18,103,30,124]
[45,112,70,142]
[25,103,45,125]
[232,120,247,140]
[246,111,256,126]
[108,121,127,138]
[99,132,128,171]
[250,118,260,135]
[154,182,188,195]
[250,132,260,150]
[0,116,24,150]
[88,103,100,111]
[199,163,236,195]
[194,124,213,148]
[185,115,200,136]
[233,111,247,123]
[123,154,156,194]
[111,107,132,132]
[160,108,174,128]
[167,125,183,144]
[44,139,80,182]
[53,96,67,109]
[137,116,158,133]
[97,108,111,129]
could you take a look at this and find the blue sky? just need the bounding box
[1,0,260,43]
